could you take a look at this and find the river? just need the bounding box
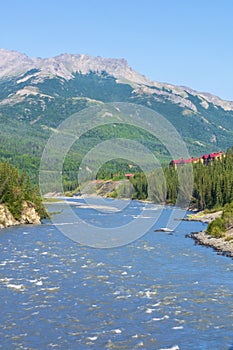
[0,198,232,350]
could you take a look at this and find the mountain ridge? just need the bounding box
[0,48,233,110]
[0,48,148,85]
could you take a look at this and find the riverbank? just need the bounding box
[184,210,222,223]
[0,201,41,229]
[189,230,233,258]
[186,210,233,258]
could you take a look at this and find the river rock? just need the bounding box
[0,201,41,229]
[0,204,18,228]
[20,201,41,225]
[190,230,233,258]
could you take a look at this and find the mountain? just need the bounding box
[0,48,233,184]
[1,48,233,110]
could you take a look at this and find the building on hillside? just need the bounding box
[169,151,224,169]
[169,158,192,170]
[202,151,225,165]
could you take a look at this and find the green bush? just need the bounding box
[222,202,233,229]
[206,218,226,238]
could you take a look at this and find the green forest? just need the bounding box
[129,147,233,210]
[128,147,233,239]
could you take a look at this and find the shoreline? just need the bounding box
[0,201,41,229]
[183,210,223,223]
[188,230,233,258]
[185,210,233,258]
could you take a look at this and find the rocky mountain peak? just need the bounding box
[0,48,149,84]
[0,48,35,78]
[0,48,232,112]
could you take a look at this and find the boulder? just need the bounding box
[20,201,41,225]
[0,204,18,228]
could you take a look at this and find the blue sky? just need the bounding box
[1,0,233,100]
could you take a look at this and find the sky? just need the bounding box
[1,0,233,100]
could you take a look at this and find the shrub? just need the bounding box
[222,202,233,229]
[206,218,226,238]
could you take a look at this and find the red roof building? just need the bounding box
[170,151,224,169]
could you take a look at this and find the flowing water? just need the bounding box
[0,198,232,350]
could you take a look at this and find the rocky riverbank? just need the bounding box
[189,230,233,258]
[0,201,41,229]
[186,210,233,258]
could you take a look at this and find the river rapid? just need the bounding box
[0,198,232,350]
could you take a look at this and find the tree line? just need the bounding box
[130,147,233,210]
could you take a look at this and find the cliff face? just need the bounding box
[0,201,41,229]
[79,179,134,199]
